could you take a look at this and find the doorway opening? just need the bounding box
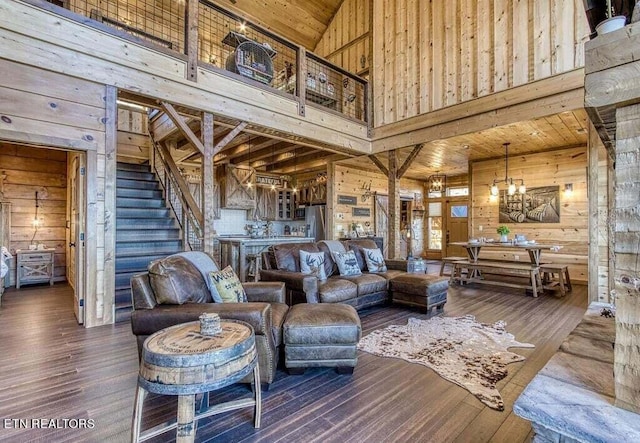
[0,142,87,324]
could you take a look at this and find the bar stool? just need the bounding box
[246,253,262,282]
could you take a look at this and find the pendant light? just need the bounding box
[490,143,526,196]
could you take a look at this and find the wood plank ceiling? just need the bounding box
[338,109,590,180]
[213,0,345,50]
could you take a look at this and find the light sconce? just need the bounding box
[564,183,573,195]
[31,191,40,246]
[490,142,526,196]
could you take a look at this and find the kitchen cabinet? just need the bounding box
[217,165,256,210]
[254,187,277,220]
[277,190,297,220]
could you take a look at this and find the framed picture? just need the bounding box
[355,225,366,237]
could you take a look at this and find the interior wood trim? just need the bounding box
[372,69,585,152]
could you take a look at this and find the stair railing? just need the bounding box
[150,140,204,252]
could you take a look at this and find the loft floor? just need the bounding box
[0,267,588,442]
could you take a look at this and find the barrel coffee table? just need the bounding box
[131,319,260,443]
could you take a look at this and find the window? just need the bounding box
[447,187,469,197]
[427,202,442,250]
[450,205,468,218]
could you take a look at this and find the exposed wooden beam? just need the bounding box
[234,141,296,165]
[397,143,424,178]
[160,102,206,154]
[368,154,389,176]
[388,150,400,259]
[213,122,248,156]
[202,112,215,254]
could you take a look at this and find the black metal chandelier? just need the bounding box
[490,142,526,196]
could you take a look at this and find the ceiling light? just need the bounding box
[490,143,526,197]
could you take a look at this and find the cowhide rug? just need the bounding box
[357,315,534,411]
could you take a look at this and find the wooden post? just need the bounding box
[613,104,640,414]
[84,149,98,328]
[296,47,307,116]
[202,112,215,255]
[388,150,400,259]
[326,160,335,239]
[185,0,199,82]
[588,119,600,303]
[103,85,117,324]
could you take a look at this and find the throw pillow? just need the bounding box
[299,250,328,281]
[207,266,247,303]
[148,255,212,305]
[363,247,387,273]
[333,250,362,276]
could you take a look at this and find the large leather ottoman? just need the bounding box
[283,303,361,375]
[389,274,449,313]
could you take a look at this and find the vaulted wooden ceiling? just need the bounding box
[213,0,345,49]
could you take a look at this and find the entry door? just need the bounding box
[445,201,469,257]
[68,155,85,324]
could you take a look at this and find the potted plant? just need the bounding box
[497,225,510,243]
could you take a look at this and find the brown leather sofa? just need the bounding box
[129,252,287,389]
[260,239,406,308]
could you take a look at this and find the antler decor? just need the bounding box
[360,180,373,202]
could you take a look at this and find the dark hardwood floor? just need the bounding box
[0,266,588,442]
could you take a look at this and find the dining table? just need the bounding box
[449,241,560,266]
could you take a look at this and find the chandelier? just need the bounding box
[490,142,526,196]
[427,173,446,193]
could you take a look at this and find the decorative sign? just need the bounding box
[338,195,357,205]
[255,174,284,187]
[352,207,371,217]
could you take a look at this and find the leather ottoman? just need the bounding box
[389,274,449,313]
[283,303,361,375]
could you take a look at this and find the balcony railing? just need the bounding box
[42,0,368,123]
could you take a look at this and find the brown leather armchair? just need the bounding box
[130,252,287,389]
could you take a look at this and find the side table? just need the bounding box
[385,258,427,274]
[132,320,261,443]
[16,249,55,288]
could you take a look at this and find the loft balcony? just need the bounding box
[42,0,367,121]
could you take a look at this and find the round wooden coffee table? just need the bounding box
[131,319,260,443]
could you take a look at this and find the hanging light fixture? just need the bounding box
[246,137,253,188]
[291,148,298,193]
[427,173,446,194]
[490,142,526,197]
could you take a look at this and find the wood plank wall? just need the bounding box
[0,144,67,285]
[0,60,109,327]
[117,109,150,164]
[471,146,588,282]
[372,0,590,126]
[314,0,371,77]
[331,163,424,255]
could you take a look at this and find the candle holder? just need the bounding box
[199,312,222,336]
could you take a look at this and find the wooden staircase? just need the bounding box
[114,162,183,322]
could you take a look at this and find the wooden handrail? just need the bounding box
[155,141,204,228]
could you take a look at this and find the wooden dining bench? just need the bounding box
[439,256,468,276]
[540,263,572,296]
[450,260,543,297]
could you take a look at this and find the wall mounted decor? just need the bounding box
[498,186,560,223]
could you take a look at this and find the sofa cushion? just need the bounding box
[318,278,358,303]
[317,240,345,278]
[207,266,247,303]
[300,250,328,281]
[333,250,362,276]
[148,255,212,305]
[335,273,388,296]
[363,247,387,273]
[273,242,319,272]
[376,269,406,281]
[346,239,379,271]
